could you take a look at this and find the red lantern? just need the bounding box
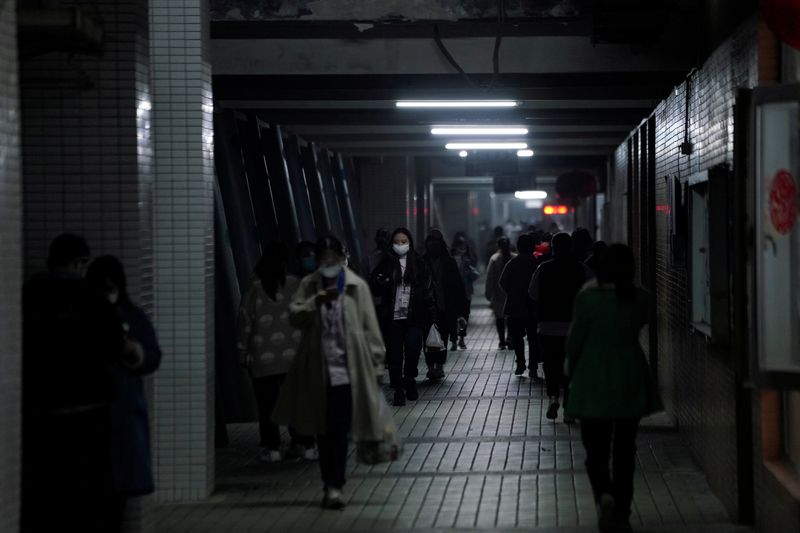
[555,170,597,206]
[762,0,800,50]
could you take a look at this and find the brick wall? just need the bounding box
[0,2,21,531]
[608,18,758,520]
[150,0,216,503]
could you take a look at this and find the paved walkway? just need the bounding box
[155,300,746,533]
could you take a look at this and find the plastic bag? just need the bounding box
[356,394,403,464]
[425,324,445,351]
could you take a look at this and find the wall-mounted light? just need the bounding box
[431,126,528,135]
[517,149,534,157]
[396,100,518,108]
[514,190,547,200]
[446,142,528,150]
[458,150,468,158]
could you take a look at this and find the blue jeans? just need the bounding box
[386,320,424,388]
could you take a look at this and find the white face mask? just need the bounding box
[107,290,119,305]
[319,263,344,279]
[393,243,410,256]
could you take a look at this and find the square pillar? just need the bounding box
[0,2,21,531]
[149,0,216,502]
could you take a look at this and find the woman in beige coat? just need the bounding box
[272,236,385,510]
[485,236,516,350]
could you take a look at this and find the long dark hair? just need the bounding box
[255,241,288,301]
[315,235,346,260]
[86,255,133,309]
[598,243,637,301]
[390,227,417,285]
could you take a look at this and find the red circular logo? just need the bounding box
[769,169,798,235]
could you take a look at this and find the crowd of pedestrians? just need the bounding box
[23,222,659,532]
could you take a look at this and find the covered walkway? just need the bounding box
[155,297,741,533]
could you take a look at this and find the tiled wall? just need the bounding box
[357,156,415,246]
[608,18,758,520]
[0,2,21,531]
[20,0,153,299]
[150,0,216,502]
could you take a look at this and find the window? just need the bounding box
[689,174,711,334]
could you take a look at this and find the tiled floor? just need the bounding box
[155,300,747,532]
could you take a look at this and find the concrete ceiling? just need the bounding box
[210,0,698,162]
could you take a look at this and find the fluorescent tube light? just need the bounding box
[517,149,534,157]
[445,142,528,150]
[431,126,528,135]
[396,100,518,108]
[525,200,544,209]
[514,190,548,200]
[458,150,468,158]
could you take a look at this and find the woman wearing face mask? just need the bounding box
[422,229,469,380]
[85,256,162,533]
[296,241,318,275]
[237,241,315,463]
[370,228,436,406]
[272,236,386,510]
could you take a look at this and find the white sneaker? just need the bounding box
[323,488,345,510]
[304,447,319,461]
[259,449,281,463]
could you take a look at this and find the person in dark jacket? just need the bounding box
[371,228,436,405]
[565,244,661,533]
[572,227,594,262]
[21,234,127,533]
[499,234,541,379]
[422,229,468,381]
[584,240,608,277]
[86,255,163,532]
[528,232,595,423]
[451,232,479,350]
[368,228,391,273]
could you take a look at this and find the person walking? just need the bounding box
[565,244,661,533]
[368,228,391,273]
[272,236,386,510]
[295,240,318,276]
[499,234,540,378]
[484,225,505,264]
[238,242,316,462]
[422,229,468,380]
[85,256,162,532]
[21,234,128,533]
[584,240,608,277]
[371,228,436,406]
[485,236,516,350]
[529,232,594,422]
[451,232,479,350]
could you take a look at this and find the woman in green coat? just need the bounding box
[565,244,661,533]
[272,236,386,510]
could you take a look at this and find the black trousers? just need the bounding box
[539,334,569,403]
[507,316,539,367]
[21,407,113,533]
[252,375,314,449]
[318,384,353,490]
[580,418,640,518]
[386,320,424,388]
[495,317,507,344]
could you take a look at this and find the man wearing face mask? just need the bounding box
[422,229,469,380]
[296,241,318,276]
[370,228,436,406]
[21,234,127,533]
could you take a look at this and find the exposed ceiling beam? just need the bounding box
[213,73,683,101]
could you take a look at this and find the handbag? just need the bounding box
[356,393,403,464]
[425,324,445,351]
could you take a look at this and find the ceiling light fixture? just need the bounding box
[445,142,528,150]
[517,149,534,157]
[458,150,468,158]
[514,190,548,200]
[396,100,518,108]
[431,126,528,136]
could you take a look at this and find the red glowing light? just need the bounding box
[544,205,569,215]
[471,207,480,216]
[543,206,555,215]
